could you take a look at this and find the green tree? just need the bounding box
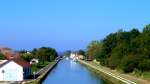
[86,40,102,60]
[36,47,58,63]
[64,50,71,57]
[0,53,5,60]
[120,55,139,73]
[77,50,85,56]
[21,53,33,62]
[138,60,150,72]
[31,48,38,56]
[86,24,150,73]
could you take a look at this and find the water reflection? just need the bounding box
[70,61,78,70]
[43,59,107,84]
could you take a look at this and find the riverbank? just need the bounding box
[79,60,149,84]
[26,59,60,84]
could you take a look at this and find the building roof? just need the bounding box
[5,52,14,60]
[0,59,31,69]
[0,60,10,68]
[0,47,12,55]
[13,59,31,68]
[0,48,31,68]
[4,52,23,60]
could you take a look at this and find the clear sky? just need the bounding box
[0,0,150,52]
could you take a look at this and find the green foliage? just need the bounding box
[19,47,58,63]
[86,24,150,73]
[31,48,38,56]
[31,64,38,73]
[77,50,85,56]
[35,47,58,63]
[120,55,139,73]
[21,53,33,62]
[132,68,142,77]
[64,50,71,57]
[138,60,150,72]
[86,40,103,60]
[142,71,150,80]
[0,53,5,60]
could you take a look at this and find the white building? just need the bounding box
[70,53,79,61]
[0,60,31,81]
[70,53,76,59]
[70,53,85,61]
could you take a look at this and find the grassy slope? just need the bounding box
[87,61,150,84]
[27,62,55,84]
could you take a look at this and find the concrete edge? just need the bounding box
[26,59,61,84]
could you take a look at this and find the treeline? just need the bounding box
[0,53,5,60]
[20,47,58,63]
[64,50,85,57]
[86,24,150,73]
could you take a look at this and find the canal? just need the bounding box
[42,59,107,84]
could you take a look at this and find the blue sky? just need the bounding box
[0,0,150,52]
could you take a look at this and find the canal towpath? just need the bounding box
[79,60,149,84]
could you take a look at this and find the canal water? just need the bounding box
[43,59,107,84]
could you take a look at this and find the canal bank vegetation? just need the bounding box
[79,60,121,84]
[86,24,150,82]
[0,46,58,84]
[26,61,58,84]
[18,47,59,84]
[19,47,58,73]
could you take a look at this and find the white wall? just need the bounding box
[0,61,23,81]
[70,53,76,59]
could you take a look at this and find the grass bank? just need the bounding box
[79,60,149,84]
[31,61,52,73]
[129,70,150,82]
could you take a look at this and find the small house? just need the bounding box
[0,60,31,81]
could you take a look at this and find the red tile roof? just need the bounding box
[0,47,12,55]
[0,47,31,68]
[5,53,31,68]
[0,60,31,68]
[13,59,31,68]
[12,53,31,68]
[5,52,14,60]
